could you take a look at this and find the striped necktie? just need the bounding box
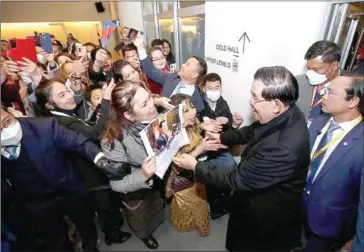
[307,121,341,184]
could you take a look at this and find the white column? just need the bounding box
[116,1,144,30]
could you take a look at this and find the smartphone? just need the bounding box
[127,28,143,39]
[8,39,38,63]
[76,45,87,58]
[39,32,53,53]
[170,63,177,73]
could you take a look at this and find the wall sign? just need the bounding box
[205,32,250,73]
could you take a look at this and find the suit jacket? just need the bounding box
[304,115,363,239]
[2,117,101,194]
[51,99,110,142]
[140,58,205,113]
[195,105,310,250]
[295,73,314,120]
[352,163,364,251]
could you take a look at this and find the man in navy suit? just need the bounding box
[132,33,207,115]
[303,72,364,252]
[352,163,364,251]
[0,105,110,251]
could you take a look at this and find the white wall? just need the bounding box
[116,1,144,30]
[204,2,331,125]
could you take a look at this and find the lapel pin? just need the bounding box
[343,142,348,146]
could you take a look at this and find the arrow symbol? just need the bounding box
[238,32,250,54]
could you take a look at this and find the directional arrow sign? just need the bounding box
[238,32,250,54]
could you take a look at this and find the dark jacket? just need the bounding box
[140,57,205,114]
[305,115,363,240]
[1,117,101,205]
[50,99,110,142]
[194,105,310,251]
[200,95,233,129]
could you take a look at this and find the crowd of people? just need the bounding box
[1,26,363,252]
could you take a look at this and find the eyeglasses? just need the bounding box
[250,97,267,105]
[152,57,165,62]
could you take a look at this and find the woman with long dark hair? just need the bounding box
[162,39,175,67]
[101,81,165,249]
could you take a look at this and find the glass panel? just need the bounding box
[179,1,204,8]
[158,1,173,13]
[158,18,176,59]
[144,20,157,48]
[179,14,205,63]
[142,1,154,16]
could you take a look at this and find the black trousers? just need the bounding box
[23,193,97,251]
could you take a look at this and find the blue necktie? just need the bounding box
[308,121,341,184]
[6,146,18,160]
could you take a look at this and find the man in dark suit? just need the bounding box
[0,106,111,251]
[295,41,341,122]
[132,33,207,114]
[302,72,363,252]
[173,66,310,251]
[352,163,364,251]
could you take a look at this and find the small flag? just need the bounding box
[100,21,117,49]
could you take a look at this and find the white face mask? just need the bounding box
[206,91,221,102]
[1,120,23,146]
[306,70,327,86]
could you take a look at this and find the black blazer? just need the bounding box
[195,105,310,251]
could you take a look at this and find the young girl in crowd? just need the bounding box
[101,81,165,250]
[165,94,224,236]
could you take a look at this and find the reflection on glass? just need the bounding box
[145,21,157,48]
[158,18,176,56]
[142,1,154,16]
[179,14,205,63]
[179,1,205,8]
[158,1,173,13]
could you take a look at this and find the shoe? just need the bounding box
[104,229,132,246]
[210,208,228,220]
[141,235,158,249]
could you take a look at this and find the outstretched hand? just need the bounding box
[173,154,198,171]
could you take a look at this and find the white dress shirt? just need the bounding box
[170,82,196,97]
[310,116,361,182]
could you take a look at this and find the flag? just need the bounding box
[100,21,118,49]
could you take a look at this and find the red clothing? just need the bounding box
[144,66,169,95]
[1,79,26,115]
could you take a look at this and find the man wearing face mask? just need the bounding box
[296,40,341,124]
[0,104,117,251]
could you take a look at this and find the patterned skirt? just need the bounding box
[170,180,209,236]
[122,189,165,239]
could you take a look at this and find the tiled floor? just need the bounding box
[98,207,229,251]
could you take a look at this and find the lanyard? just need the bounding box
[309,86,324,112]
[311,116,363,162]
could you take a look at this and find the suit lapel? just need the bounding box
[313,122,363,183]
[161,75,180,97]
[309,117,329,150]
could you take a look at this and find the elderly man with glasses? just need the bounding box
[173,66,310,251]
